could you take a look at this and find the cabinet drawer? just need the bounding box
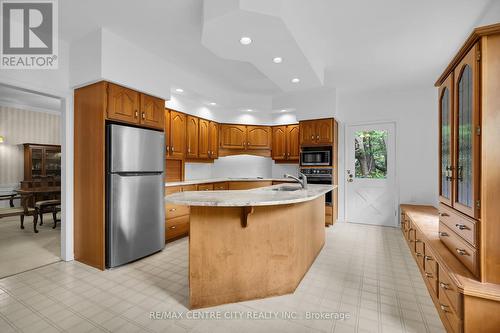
[182,185,197,192]
[165,204,189,219]
[197,183,214,191]
[166,186,182,195]
[423,269,439,298]
[166,215,189,240]
[213,182,229,190]
[437,286,462,333]
[415,230,425,270]
[439,204,478,247]
[438,266,462,316]
[439,222,478,277]
[424,246,438,275]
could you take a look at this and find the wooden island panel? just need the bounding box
[189,196,325,309]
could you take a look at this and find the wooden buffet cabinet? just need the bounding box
[402,23,500,333]
[23,143,61,180]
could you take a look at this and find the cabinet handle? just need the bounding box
[188,148,191,153]
[455,224,468,230]
[457,166,463,181]
[424,255,433,261]
[316,135,319,140]
[425,272,433,278]
[438,212,449,217]
[169,208,176,212]
[170,226,176,229]
[311,135,314,140]
[415,239,422,243]
[135,110,138,118]
[166,146,170,154]
[416,252,423,257]
[141,112,145,120]
[171,147,174,152]
[456,248,468,256]
[439,232,448,237]
[440,304,449,312]
[439,282,449,290]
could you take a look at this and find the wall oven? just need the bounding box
[300,148,331,166]
[301,168,333,205]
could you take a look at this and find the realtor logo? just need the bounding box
[1,0,58,69]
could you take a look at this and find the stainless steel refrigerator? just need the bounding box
[106,124,165,268]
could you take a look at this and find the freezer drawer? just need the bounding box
[108,173,165,267]
[109,124,165,173]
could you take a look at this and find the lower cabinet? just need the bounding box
[165,185,196,241]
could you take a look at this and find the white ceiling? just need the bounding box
[59,0,494,98]
[0,85,61,114]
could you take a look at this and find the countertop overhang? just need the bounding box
[165,183,336,207]
[165,177,295,187]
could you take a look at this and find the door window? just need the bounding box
[354,130,388,179]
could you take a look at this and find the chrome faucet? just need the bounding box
[284,172,308,189]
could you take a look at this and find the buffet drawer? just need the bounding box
[438,266,462,316]
[166,215,189,240]
[439,222,478,277]
[437,284,462,333]
[439,203,478,247]
[423,268,439,298]
[415,229,425,271]
[165,203,189,219]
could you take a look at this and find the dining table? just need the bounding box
[15,187,61,233]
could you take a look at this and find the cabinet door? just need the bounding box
[316,119,333,144]
[198,118,210,159]
[186,116,199,158]
[164,109,171,154]
[453,44,480,219]
[30,147,44,179]
[44,147,61,178]
[272,126,287,160]
[106,83,140,124]
[139,94,164,130]
[286,125,300,160]
[209,121,219,159]
[246,126,271,149]
[299,121,316,145]
[439,74,454,206]
[220,125,247,149]
[169,111,186,159]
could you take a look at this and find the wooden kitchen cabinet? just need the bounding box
[299,119,334,146]
[197,183,214,191]
[272,124,299,162]
[186,116,199,158]
[106,83,140,124]
[246,126,271,150]
[272,126,286,160]
[198,118,210,158]
[220,124,247,149]
[169,111,186,159]
[139,93,164,129]
[209,121,219,159]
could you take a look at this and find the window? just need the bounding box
[354,130,388,179]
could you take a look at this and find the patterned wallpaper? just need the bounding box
[0,106,60,187]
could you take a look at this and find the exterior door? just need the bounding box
[186,116,199,158]
[316,119,333,144]
[345,122,397,226]
[439,74,454,206]
[209,121,218,159]
[140,94,164,130]
[169,111,185,159]
[286,125,300,160]
[272,126,286,160]
[453,44,480,219]
[107,83,140,124]
[247,126,271,149]
[198,118,210,158]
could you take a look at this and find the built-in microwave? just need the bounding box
[300,148,331,166]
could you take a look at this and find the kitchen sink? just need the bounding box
[272,186,301,192]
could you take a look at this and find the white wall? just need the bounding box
[336,86,438,222]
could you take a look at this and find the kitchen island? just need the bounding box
[165,183,335,309]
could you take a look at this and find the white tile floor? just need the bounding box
[0,222,445,333]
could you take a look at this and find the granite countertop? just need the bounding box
[165,183,336,207]
[165,177,295,187]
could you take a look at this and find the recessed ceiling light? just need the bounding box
[240,37,252,45]
[273,57,283,64]
[281,109,287,112]
[175,88,184,93]
[246,109,253,112]
[291,78,300,83]
[209,102,216,106]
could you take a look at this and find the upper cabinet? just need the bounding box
[209,121,219,159]
[106,82,164,130]
[452,44,481,219]
[220,125,247,149]
[199,118,210,159]
[140,94,165,129]
[299,119,333,146]
[272,124,299,162]
[186,116,199,158]
[246,126,271,150]
[167,110,186,159]
[439,74,453,207]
